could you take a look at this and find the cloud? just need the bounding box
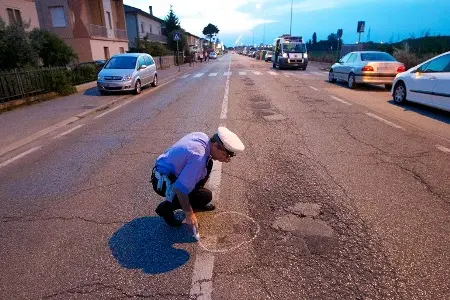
[124,0,278,37]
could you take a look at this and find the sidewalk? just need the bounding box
[0,63,199,157]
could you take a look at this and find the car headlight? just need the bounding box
[282,53,288,58]
[303,53,308,58]
[122,75,132,81]
[97,75,103,80]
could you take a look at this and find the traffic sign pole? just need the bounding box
[176,40,180,72]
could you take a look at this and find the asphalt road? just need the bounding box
[0,54,449,299]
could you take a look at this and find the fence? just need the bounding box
[154,55,184,70]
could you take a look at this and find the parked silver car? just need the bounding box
[329,51,405,89]
[97,53,157,95]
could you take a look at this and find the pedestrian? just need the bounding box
[151,127,245,230]
[204,50,209,62]
[198,52,203,63]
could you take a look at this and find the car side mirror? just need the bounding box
[140,65,147,70]
[338,60,343,64]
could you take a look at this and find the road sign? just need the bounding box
[357,21,365,33]
[173,31,181,41]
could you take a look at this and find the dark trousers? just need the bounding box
[151,159,213,211]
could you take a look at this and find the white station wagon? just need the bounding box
[392,51,450,112]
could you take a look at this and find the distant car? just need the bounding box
[265,51,273,62]
[329,51,405,89]
[209,52,218,59]
[392,51,450,112]
[97,53,157,95]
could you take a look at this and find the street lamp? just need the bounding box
[289,0,293,36]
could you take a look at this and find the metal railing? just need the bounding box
[89,24,108,38]
[115,29,127,40]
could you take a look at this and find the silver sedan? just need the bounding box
[328,51,405,89]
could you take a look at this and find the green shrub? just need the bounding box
[72,64,96,85]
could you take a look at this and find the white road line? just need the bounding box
[54,125,84,138]
[436,145,450,153]
[309,86,319,91]
[239,71,246,76]
[253,71,262,75]
[94,101,131,119]
[190,57,232,300]
[365,112,404,129]
[223,71,232,76]
[285,74,290,77]
[268,71,278,76]
[181,74,191,78]
[194,73,204,78]
[0,147,41,168]
[330,95,352,106]
[209,73,217,77]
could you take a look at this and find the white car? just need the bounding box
[392,51,450,112]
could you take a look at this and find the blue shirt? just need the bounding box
[155,132,210,194]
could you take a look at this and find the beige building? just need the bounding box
[0,0,40,29]
[124,5,166,48]
[35,0,129,62]
[186,32,201,53]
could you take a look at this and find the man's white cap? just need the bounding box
[217,127,245,154]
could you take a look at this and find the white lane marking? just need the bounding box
[0,117,78,158]
[0,147,41,168]
[239,71,246,76]
[220,61,232,120]
[223,71,232,76]
[330,95,352,106]
[268,71,278,76]
[436,145,450,153]
[285,74,290,77]
[194,73,204,78]
[94,101,131,119]
[181,74,191,78]
[365,112,404,129]
[209,73,217,77]
[54,125,84,139]
[253,71,262,75]
[309,86,319,91]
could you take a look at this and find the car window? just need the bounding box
[104,56,137,69]
[144,56,151,66]
[347,53,358,63]
[360,52,396,61]
[340,53,352,63]
[137,56,146,69]
[421,54,450,73]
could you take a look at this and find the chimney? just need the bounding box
[149,6,153,16]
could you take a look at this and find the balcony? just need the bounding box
[115,29,127,40]
[89,24,107,38]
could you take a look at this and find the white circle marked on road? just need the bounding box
[197,211,260,253]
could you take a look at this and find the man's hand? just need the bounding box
[186,212,198,230]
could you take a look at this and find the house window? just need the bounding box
[49,6,66,27]
[149,24,152,34]
[6,8,22,24]
[104,47,110,59]
[106,12,112,29]
[157,26,160,35]
[141,22,144,33]
[119,47,124,53]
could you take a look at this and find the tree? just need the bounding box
[312,32,317,44]
[164,5,180,35]
[202,23,219,44]
[29,29,77,66]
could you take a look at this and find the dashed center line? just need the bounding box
[209,73,217,77]
[268,71,278,76]
[223,71,232,76]
[0,147,41,168]
[330,95,352,106]
[194,73,204,78]
[309,86,319,91]
[436,145,450,153]
[253,71,262,75]
[365,112,404,129]
[181,74,191,78]
[239,71,246,76]
[54,125,84,138]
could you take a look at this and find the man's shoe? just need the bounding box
[194,203,216,212]
[155,202,182,227]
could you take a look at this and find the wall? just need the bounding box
[136,14,161,39]
[0,0,40,29]
[35,0,73,38]
[125,13,137,48]
[90,39,128,60]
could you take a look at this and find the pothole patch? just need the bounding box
[272,214,334,238]
[288,202,322,217]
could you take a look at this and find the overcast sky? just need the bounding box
[124,0,450,47]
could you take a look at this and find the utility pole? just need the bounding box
[289,0,293,36]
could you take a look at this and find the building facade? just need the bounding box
[186,32,201,53]
[0,0,40,29]
[124,4,166,49]
[35,0,129,62]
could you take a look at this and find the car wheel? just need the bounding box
[348,73,356,89]
[328,70,336,83]
[385,84,392,90]
[393,82,407,104]
[134,80,141,95]
[151,74,158,87]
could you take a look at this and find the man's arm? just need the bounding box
[174,187,198,229]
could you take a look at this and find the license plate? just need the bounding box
[293,64,299,66]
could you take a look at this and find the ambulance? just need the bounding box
[272,35,308,70]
